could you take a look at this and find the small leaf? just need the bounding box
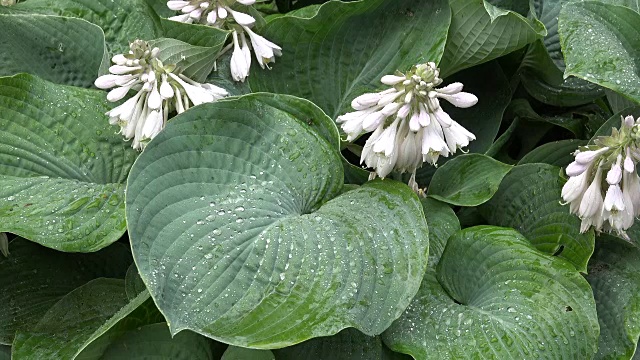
[428,154,512,207]
[150,38,223,83]
[479,163,595,272]
[0,238,131,344]
[0,74,137,252]
[383,226,600,359]
[12,279,151,359]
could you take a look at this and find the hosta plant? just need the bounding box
[1,0,640,359]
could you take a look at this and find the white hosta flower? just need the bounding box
[337,62,478,192]
[230,30,251,82]
[242,25,282,69]
[167,0,282,82]
[95,39,228,150]
[562,115,640,238]
[167,0,255,27]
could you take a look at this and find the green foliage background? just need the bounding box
[1,0,640,359]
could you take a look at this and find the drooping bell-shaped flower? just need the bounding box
[166,0,282,81]
[336,62,478,193]
[562,115,640,239]
[95,39,228,150]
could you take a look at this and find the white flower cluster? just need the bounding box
[94,39,228,150]
[562,115,640,238]
[337,63,478,192]
[167,0,282,82]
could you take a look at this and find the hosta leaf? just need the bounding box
[427,154,512,207]
[521,73,606,107]
[126,94,429,348]
[0,346,8,360]
[0,239,131,344]
[440,0,546,77]
[101,323,215,360]
[587,235,640,359]
[518,139,589,167]
[273,328,385,360]
[607,89,638,114]
[13,278,151,360]
[479,163,595,272]
[0,14,106,87]
[159,19,229,48]
[421,198,460,268]
[0,74,137,252]
[382,226,599,359]
[249,0,451,119]
[523,0,605,107]
[559,1,640,105]
[149,38,222,83]
[8,0,162,54]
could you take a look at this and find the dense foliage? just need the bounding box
[2,0,640,359]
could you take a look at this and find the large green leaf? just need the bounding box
[0,74,137,251]
[479,163,595,272]
[0,14,106,87]
[559,1,640,105]
[101,323,215,360]
[273,328,385,360]
[440,0,546,77]
[126,94,429,348]
[12,278,151,360]
[587,236,640,359]
[0,239,131,344]
[249,0,451,119]
[8,0,162,54]
[0,346,8,360]
[427,154,512,207]
[383,226,600,359]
